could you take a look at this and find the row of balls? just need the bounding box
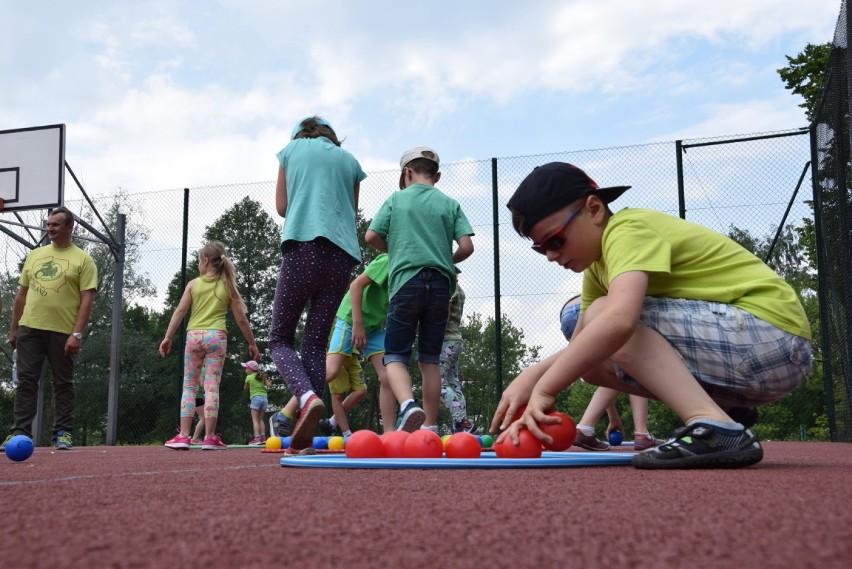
[271,411,576,460]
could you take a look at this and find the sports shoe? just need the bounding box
[270,411,296,438]
[290,395,325,451]
[201,434,228,450]
[573,431,610,451]
[53,431,73,450]
[165,433,191,449]
[318,418,335,437]
[189,438,203,446]
[0,433,14,452]
[453,418,479,435]
[396,401,425,433]
[249,436,265,446]
[631,423,764,470]
[633,433,665,451]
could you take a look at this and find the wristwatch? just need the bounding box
[71,332,83,341]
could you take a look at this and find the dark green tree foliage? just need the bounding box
[778,42,831,123]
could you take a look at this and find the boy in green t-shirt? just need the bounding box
[366,147,474,433]
[493,162,812,469]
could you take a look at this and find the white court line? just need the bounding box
[0,463,278,487]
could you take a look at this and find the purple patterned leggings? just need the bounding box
[269,239,354,399]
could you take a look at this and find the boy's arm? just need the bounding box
[349,272,376,349]
[514,271,648,441]
[365,229,387,252]
[452,234,474,264]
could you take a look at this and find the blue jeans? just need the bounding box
[383,269,450,366]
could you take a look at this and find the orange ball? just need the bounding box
[540,412,577,452]
[445,432,482,459]
[345,430,385,459]
[381,430,410,458]
[404,429,444,459]
[494,429,542,459]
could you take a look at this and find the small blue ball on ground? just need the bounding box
[5,435,34,462]
[281,436,291,449]
[312,436,328,449]
[609,430,623,446]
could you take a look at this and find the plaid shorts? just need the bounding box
[615,298,813,408]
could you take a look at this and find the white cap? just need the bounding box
[400,146,440,169]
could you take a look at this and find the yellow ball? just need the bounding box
[328,436,345,451]
[265,436,282,451]
[441,434,452,449]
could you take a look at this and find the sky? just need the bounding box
[0,0,839,192]
[0,0,842,355]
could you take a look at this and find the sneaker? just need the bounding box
[201,434,228,450]
[284,447,317,456]
[165,433,191,449]
[396,401,425,433]
[53,431,73,450]
[249,436,265,446]
[631,423,764,470]
[290,395,325,451]
[270,411,296,438]
[573,431,610,451]
[318,418,335,437]
[633,433,665,451]
[0,433,14,452]
[189,438,203,446]
[453,418,479,435]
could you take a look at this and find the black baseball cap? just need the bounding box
[507,162,630,236]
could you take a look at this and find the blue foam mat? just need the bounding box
[279,450,634,469]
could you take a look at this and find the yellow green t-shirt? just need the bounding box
[583,209,811,339]
[187,277,230,331]
[19,244,98,334]
[244,373,268,398]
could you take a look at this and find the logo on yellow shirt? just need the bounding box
[31,257,69,293]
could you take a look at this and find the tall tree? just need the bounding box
[777,42,831,123]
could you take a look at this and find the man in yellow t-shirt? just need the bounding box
[3,207,97,452]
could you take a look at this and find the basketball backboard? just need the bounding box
[0,124,65,212]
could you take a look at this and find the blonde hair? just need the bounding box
[198,241,246,313]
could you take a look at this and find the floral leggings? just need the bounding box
[439,339,467,423]
[180,329,227,418]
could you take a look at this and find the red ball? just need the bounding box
[381,430,410,458]
[445,432,482,459]
[345,430,386,459]
[540,411,577,452]
[494,429,542,459]
[511,404,528,423]
[404,429,444,459]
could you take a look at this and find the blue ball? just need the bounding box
[5,435,34,462]
[281,436,291,449]
[608,430,623,446]
[312,436,328,450]
[475,435,484,447]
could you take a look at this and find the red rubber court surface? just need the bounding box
[2,442,850,568]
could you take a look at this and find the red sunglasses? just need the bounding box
[531,204,584,255]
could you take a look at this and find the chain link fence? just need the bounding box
[3,124,826,444]
[811,0,852,442]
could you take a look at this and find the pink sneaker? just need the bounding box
[189,438,203,446]
[290,395,325,451]
[201,434,228,450]
[165,434,190,450]
[634,433,665,451]
[249,436,264,446]
[573,431,610,451]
